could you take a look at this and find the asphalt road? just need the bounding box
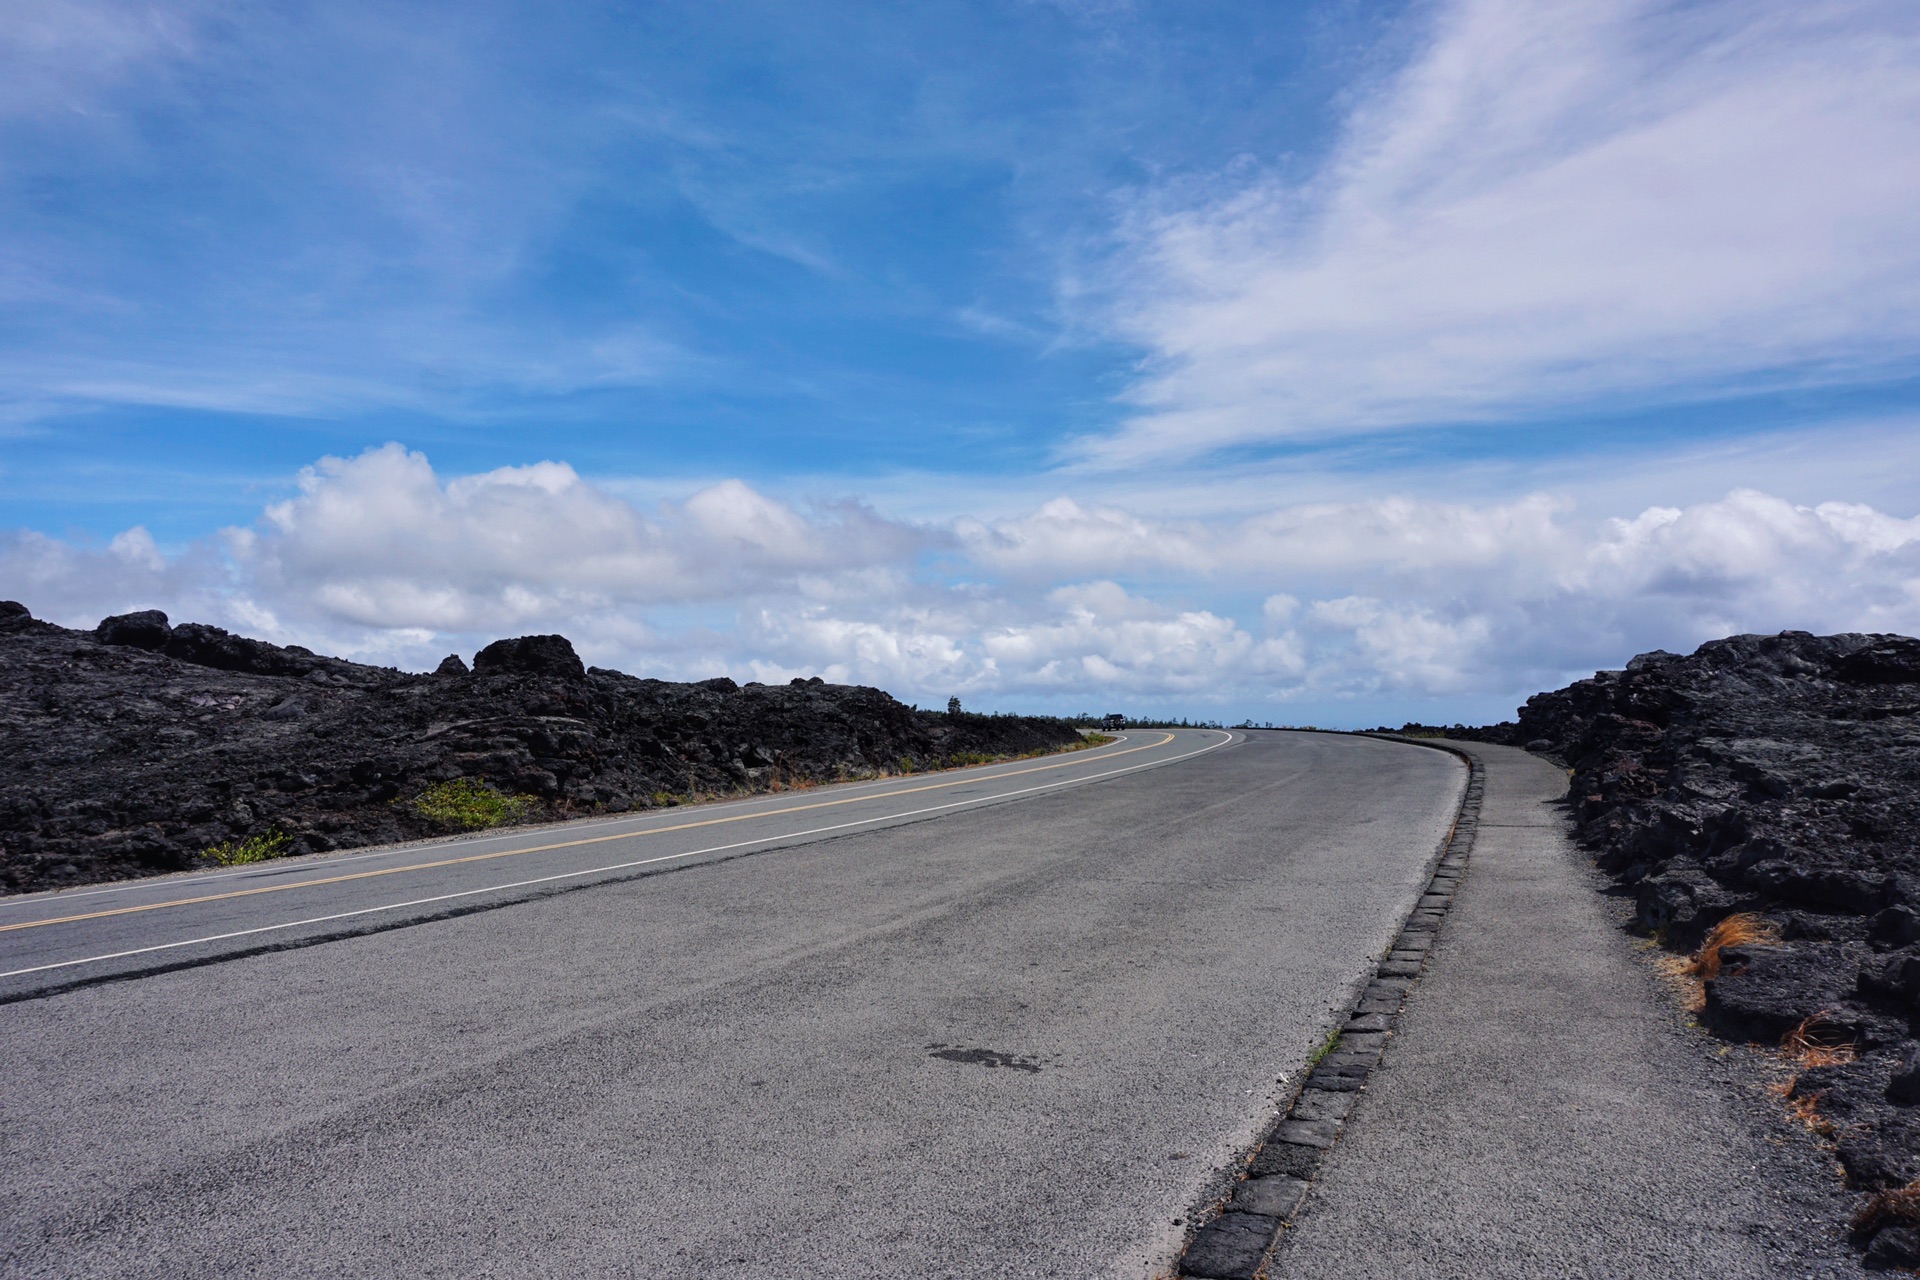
[1,730,1463,1279]
[0,730,1231,998]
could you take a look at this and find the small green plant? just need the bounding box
[1307,1028,1341,1068]
[406,778,535,831]
[948,751,997,767]
[205,830,291,866]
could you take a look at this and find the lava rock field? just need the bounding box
[0,601,1080,896]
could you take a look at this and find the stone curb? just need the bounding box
[1173,738,1485,1280]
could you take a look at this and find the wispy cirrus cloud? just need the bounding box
[0,0,208,121]
[1089,0,1920,463]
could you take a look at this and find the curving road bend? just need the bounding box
[1,729,1463,1279]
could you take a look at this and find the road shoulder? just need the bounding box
[1269,741,1865,1278]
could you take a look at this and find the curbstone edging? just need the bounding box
[1172,738,1485,1280]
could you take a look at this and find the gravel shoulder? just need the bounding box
[1271,742,1867,1279]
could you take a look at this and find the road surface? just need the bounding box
[1,729,1462,1278]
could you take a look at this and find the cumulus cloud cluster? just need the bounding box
[4,445,1916,723]
[1094,0,1920,461]
[230,444,918,633]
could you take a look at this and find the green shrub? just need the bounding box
[205,830,292,866]
[407,778,535,830]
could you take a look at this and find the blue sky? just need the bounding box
[4,0,1919,725]
[1,0,1388,523]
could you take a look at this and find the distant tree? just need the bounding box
[947,696,962,716]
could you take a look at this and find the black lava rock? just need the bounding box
[95,610,173,650]
[1703,942,1860,1042]
[161,622,324,677]
[1886,1045,1920,1106]
[472,634,586,680]
[1863,1225,1920,1271]
[434,653,470,676]
[0,612,1080,895]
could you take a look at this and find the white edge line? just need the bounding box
[0,732,1148,910]
[1,731,1233,982]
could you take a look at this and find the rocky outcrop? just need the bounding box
[94,609,171,650]
[1489,631,1920,1224]
[0,603,1080,895]
[472,634,586,680]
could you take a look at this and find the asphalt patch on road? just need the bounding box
[927,1044,1046,1073]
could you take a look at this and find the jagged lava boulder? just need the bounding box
[472,634,586,680]
[0,603,1079,896]
[95,609,171,650]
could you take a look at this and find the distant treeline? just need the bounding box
[1062,713,1240,730]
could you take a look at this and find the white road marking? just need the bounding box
[0,731,1232,982]
[0,733,1144,910]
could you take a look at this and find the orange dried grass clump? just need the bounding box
[1687,912,1783,981]
[1763,1016,1856,1142]
[1783,1089,1835,1136]
[1854,1181,1920,1235]
[1652,912,1782,1013]
[1781,1012,1858,1070]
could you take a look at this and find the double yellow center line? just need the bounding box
[3,735,1172,935]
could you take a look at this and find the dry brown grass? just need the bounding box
[1651,955,1708,1013]
[1781,1012,1858,1069]
[1854,1181,1920,1235]
[1756,1016,1857,1147]
[1783,1089,1835,1136]
[1766,1070,1835,1135]
[1689,912,1783,981]
[1652,912,1781,1015]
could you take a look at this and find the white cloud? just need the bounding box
[0,525,232,627]
[1576,488,1920,635]
[956,497,1202,575]
[1091,0,1920,462]
[5,447,1918,722]
[1305,598,1494,696]
[740,486,1920,712]
[743,607,976,691]
[960,490,1580,587]
[222,444,925,637]
[978,581,1256,692]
